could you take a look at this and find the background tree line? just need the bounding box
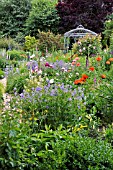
[0,0,113,44]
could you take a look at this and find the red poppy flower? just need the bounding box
[89,66,95,71]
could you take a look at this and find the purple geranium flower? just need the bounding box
[36,87,42,92]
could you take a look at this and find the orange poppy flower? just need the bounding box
[74,79,84,85]
[96,56,102,61]
[79,77,86,82]
[106,60,110,65]
[82,74,88,79]
[109,58,113,62]
[89,66,95,71]
[101,74,106,79]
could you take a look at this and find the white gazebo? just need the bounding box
[64,25,97,53]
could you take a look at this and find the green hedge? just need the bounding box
[0,123,113,170]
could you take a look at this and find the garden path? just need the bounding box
[0,77,11,109]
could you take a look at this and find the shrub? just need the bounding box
[0,124,113,170]
[0,37,21,50]
[7,50,27,61]
[24,35,37,52]
[6,68,29,94]
[37,30,63,53]
[102,14,113,48]
[0,56,7,70]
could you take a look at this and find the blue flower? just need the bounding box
[36,87,42,92]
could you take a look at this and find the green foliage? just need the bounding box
[0,69,5,79]
[0,37,20,50]
[97,83,113,124]
[25,0,59,36]
[0,56,7,70]
[102,14,113,47]
[104,125,113,145]
[37,30,63,52]
[72,34,102,57]
[110,32,113,51]
[85,81,113,125]
[0,122,113,170]
[24,35,37,52]
[8,50,27,60]
[0,0,31,38]
[6,67,29,94]
[0,82,4,104]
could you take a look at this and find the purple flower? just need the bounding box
[110,51,113,55]
[36,87,42,92]
[50,89,57,96]
[45,62,53,68]
[68,98,72,101]
[94,77,96,86]
[20,93,24,98]
[71,90,76,96]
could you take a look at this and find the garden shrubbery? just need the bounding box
[1,3,113,169]
[0,124,113,170]
[7,50,27,61]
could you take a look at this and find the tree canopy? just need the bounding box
[0,0,31,38]
[56,0,113,34]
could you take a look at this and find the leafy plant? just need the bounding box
[0,82,4,104]
[0,56,7,70]
[0,37,20,50]
[102,14,113,48]
[6,67,29,94]
[37,30,63,52]
[8,50,27,60]
[0,69,5,79]
[24,35,37,52]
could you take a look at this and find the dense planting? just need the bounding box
[1,0,113,169]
